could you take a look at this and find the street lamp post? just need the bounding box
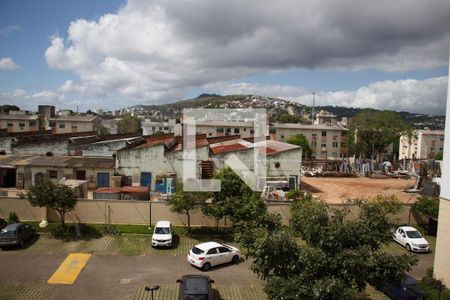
[144,285,160,300]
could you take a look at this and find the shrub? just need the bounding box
[8,211,19,223]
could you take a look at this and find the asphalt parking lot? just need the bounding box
[0,233,435,300]
[0,235,265,300]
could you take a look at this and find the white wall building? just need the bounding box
[399,129,445,159]
[434,57,450,286]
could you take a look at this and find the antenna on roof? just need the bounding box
[311,92,315,125]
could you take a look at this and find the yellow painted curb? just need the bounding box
[48,253,92,284]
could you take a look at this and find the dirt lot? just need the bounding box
[301,176,417,204]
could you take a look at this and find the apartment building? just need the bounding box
[0,111,39,133]
[399,129,445,159]
[142,120,182,136]
[49,115,102,134]
[434,70,450,286]
[193,120,260,138]
[271,123,347,159]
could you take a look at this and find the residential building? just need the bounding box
[0,155,114,190]
[38,105,56,130]
[434,68,450,286]
[49,115,102,134]
[193,120,260,138]
[142,119,181,136]
[0,111,39,133]
[271,123,347,159]
[399,129,445,159]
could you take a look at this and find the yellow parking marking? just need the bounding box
[48,253,91,284]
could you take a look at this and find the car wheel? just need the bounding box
[19,239,24,248]
[202,262,211,272]
[406,244,411,252]
[232,255,239,264]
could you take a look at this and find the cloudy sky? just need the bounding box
[0,0,449,114]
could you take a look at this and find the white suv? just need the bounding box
[152,221,172,248]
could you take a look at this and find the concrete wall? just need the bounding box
[81,140,129,157]
[434,56,450,286]
[0,197,46,221]
[13,140,69,156]
[0,197,420,227]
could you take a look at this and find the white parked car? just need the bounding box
[392,226,430,253]
[152,221,172,248]
[187,241,241,271]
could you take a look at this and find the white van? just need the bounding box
[152,220,172,248]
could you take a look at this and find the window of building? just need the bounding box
[159,127,163,130]
[19,123,25,127]
[48,170,58,179]
[250,129,254,134]
[59,123,65,129]
[321,131,326,137]
[7,123,12,127]
[280,135,285,139]
[164,127,169,131]
[226,128,231,133]
[217,128,224,133]
[243,128,247,132]
[29,120,37,127]
[234,128,240,134]
[333,136,338,141]
[321,143,326,148]
[311,141,317,147]
[76,170,86,180]
[49,121,56,128]
[332,142,338,148]
[71,122,78,129]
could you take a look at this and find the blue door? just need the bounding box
[97,173,110,187]
[140,172,152,190]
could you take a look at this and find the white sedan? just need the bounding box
[392,226,430,253]
[187,241,241,271]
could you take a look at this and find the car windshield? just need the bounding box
[405,230,422,239]
[0,229,16,237]
[192,247,204,255]
[155,227,170,234]
[182,295,208,300]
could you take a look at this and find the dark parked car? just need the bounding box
[176,274,215,300]
[379,274,427,299]
[0,218,6,230]
[0,223,35,248]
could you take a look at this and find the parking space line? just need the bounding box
[48,253,91,285]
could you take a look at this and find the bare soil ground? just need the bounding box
[301,176,417,204]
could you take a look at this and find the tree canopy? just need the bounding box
[117,115,142,133]
[286,133,311,158]
[27,180,77,228]
[412,195,440,219]
[238,194,417,299]
[348,110,410,158]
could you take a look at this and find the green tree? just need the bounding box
[117,115,142,133]
[412,195,440,220]
[348,110,410,159]
[202,167,255,225]
[168,187,208,232]
[286,134,311,158]
[0,105,20,113]
[27,180,77,228]
[249,195,417,299]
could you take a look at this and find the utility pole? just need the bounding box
[311,92,315,125]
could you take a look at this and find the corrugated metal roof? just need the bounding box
[0,155,114,169]
[210,139,300,156]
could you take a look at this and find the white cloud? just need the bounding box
[0,57,20,70]
[45,0,450,104]
[209,77,448,115]
[0,25,20,36]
